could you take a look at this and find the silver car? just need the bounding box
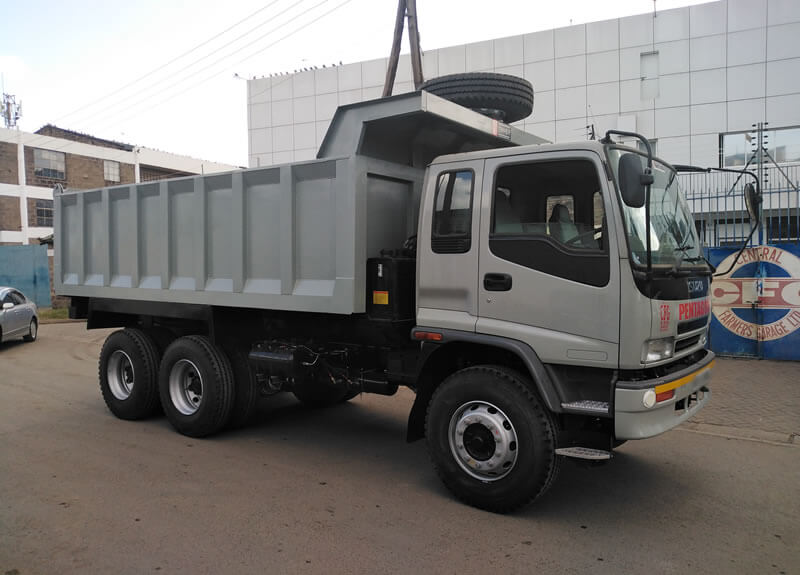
[0,287,39,343]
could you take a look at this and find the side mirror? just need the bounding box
[618,153,649,208]
[744,182,761,223]
[2,302,13,310]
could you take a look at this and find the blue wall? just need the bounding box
[0,245,51,307]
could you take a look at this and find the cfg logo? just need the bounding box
[712,246,800,341]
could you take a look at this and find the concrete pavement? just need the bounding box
[685,356,800,445]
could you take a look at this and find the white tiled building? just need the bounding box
[247,0,800,172]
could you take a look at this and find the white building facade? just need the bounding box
[246,0,800,172]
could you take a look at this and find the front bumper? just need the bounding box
[615,350,714,440]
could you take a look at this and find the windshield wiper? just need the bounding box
[667,242,695,276]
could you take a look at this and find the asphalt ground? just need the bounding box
[1,323,798,574]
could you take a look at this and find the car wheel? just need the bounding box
[159,336,234,438]
[23,318,37,342]
[99,329,161,420]
[420,72,534,123]
[425,365,559,513]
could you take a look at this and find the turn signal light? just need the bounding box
[414,331,443,341]
[656,389,675,403]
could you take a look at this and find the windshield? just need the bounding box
[607,148,705,272]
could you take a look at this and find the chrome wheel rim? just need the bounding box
[107,350,135,400]
[448,400,518,482]
[30,320,37,340]
[169,359,203,415]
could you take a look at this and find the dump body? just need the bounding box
[54,91,541,315]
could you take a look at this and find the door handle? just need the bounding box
[484,273,512,291]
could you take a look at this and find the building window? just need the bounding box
[35,199,53,227]
[33,149,65,180]
[104,160,120,182]
[721,126,800,167]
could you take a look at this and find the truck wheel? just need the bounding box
[159,336,234,437]
[99,329,161,420]
[224,345,260,429]
[425,365,559,513]
[420,73,534,123]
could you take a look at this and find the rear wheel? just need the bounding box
[98,329,161,420]
[425,365,559,513]
[224,345,260,429]
[159,336,234,437]
[23,318,37,342]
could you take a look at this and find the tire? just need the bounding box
[420,73,534,123]
[425,365,559,513]
[99,329,161,420]
[23,318,38,342]
[159,336,234,438]
[224,345,260,429]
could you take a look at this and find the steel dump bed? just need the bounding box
[54,91,543,314]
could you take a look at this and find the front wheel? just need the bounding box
[425,366,559,513]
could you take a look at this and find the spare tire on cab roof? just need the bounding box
[420,72,534,124]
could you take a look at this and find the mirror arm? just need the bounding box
[604,130,655,279]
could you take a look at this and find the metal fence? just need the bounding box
[679,163,800,248]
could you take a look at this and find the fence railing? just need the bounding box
[678,163,800,248]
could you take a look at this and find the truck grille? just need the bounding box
[678,316,707,334]
[675,334,701,353]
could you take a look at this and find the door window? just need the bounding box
[489,158,609,287]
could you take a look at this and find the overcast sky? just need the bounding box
[0,0,709,166]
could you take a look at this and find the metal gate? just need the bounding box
[680,162,800,360]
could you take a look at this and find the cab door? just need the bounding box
[476,151,620,367]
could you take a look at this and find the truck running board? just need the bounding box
[560,400,609,414]
[555,447,613,460]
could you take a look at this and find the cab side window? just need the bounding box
[489,159,609,287]
[432,170,474,254]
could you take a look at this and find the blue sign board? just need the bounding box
[707,243,800,360]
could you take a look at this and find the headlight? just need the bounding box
[642,337,674,363]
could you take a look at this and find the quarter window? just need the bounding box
[432,170,474,254]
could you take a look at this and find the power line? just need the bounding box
[62,0,304,130]
[89,0,355,136]
[54,0,284,125]
[72,0,321,133]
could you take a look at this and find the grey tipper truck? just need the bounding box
[55,90,714,512]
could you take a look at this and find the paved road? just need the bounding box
[1,324,798,574]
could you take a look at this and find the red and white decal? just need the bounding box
[659,304,671,332]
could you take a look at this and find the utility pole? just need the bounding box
[382,0,424,97]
